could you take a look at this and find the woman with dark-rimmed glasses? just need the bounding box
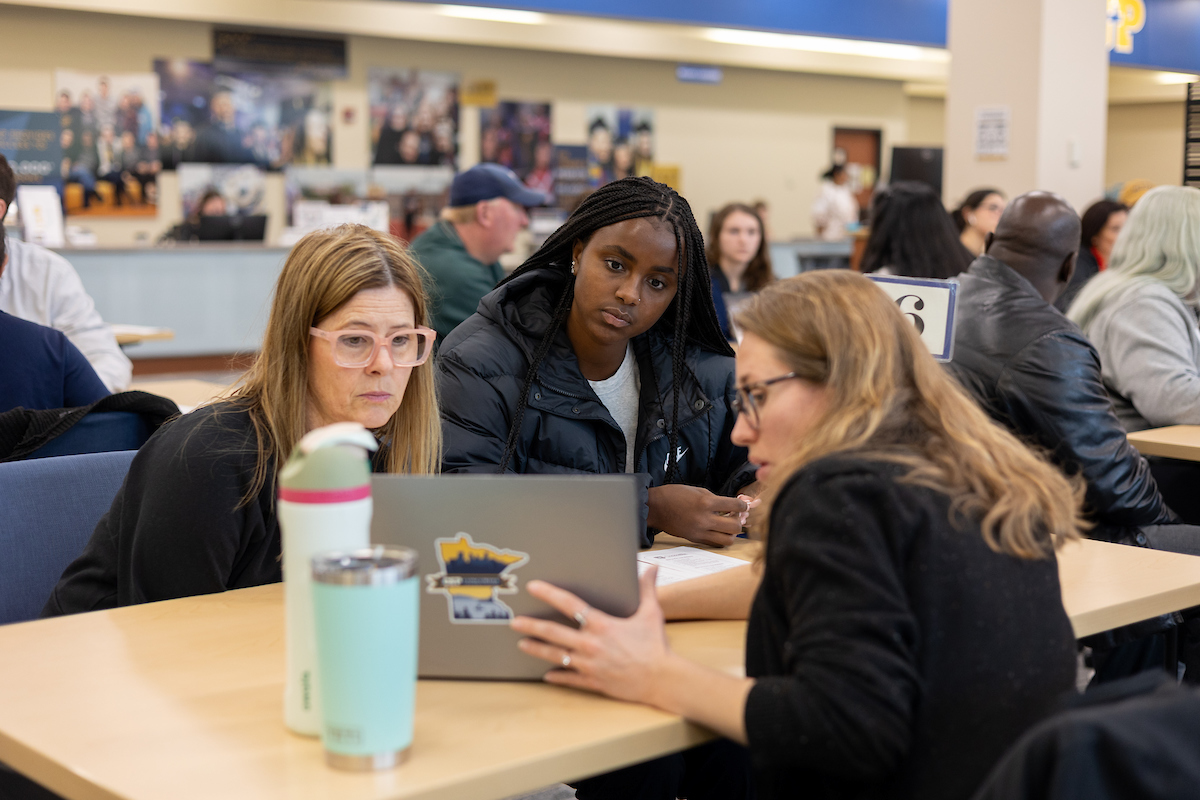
[513,270,1085,800]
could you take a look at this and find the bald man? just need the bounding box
[949,191,1175,543]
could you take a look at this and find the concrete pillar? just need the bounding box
[945,0,1108,211]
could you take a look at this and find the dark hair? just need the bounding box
[193,188,224,223]
[496,176,732,478]
[0,221,6,269]
[1080,199,1129,249]
[706,203,774,291]
[0,155,14,208]
[861,181,974,279]
[952,188,1004,233]
[822,164,846,181]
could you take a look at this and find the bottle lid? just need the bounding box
[278,422,378,497]
[312,546,418,585]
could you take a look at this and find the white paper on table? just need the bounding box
[637,546,751,586]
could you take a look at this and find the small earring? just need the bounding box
[571,261,576,275]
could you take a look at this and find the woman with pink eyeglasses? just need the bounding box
[44,225,441,615]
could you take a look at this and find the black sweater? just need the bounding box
[743,456,1077,800]
[43,402,281,615]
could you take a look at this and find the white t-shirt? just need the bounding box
[0,238,131,391]
[587,344,641,473]
[811,179,860,242]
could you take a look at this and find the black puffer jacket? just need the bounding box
[948,256,1173,539]
[437,265,754,546]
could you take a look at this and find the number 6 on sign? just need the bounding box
[866,275,958,362]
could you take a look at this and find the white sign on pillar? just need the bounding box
[867,275,959,362]
[974,106,1011,159]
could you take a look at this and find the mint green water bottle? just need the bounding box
[311,547,419,770]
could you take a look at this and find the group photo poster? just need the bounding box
[154,58,333,171]
[368,68,459,168]
[585,106,655,188]
[54,70,161,216]
[479,101,553,198]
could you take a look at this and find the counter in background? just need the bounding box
[57,245,290,358]
[769,240,853,279]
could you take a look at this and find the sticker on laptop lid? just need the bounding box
[426,533,530,624]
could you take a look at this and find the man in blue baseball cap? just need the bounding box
[410,163,547,340]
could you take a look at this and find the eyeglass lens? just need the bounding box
[334,331,430,367]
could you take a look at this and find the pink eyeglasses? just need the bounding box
[309,327,436,368]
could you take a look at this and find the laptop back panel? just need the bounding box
[370,474,640,679]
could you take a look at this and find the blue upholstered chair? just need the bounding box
[26,412,152,459]
[0,450,136,625]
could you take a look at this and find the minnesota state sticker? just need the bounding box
[426,533,530,623]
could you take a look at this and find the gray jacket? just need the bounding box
[1081,281,1200,432]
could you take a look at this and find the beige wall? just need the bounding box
[0,4,922,244]
[901,93,1187,207]
[1106,102,1186,190]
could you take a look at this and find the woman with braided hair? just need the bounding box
[438,176,755,547]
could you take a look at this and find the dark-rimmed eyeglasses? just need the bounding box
[731,372,799,431]
[309,327,436,368]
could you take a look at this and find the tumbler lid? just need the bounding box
[312,546,418,585]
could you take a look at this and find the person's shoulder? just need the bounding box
[148,400,258,459]
[0,310,68,349]
[7,238,77,276]
[439,312,527,381]
[683,341,736,388]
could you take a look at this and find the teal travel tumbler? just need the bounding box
[311,547,419,771]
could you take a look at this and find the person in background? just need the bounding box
[408,163,545,340]
[0,223,109,413]
[860,181,974,279]
[953,188,1006,257]
[0,156,131,391]
[160,118,196,171]
[192,90,253,164]
[1069,186,1200,523]
[44,225,441,615]
[1054,199,1128,312]
[810,164,858,241]
[513,270,1082,800]
[707,203,773,341]
[951,191,1200,683]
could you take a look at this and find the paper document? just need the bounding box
[637,546,751,586]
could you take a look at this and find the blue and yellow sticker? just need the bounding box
[426,533,530,624]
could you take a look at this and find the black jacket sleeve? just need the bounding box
[438,352,519,474]
[997,331,1173,528]
[744,470,919,782]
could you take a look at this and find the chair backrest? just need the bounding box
[0,450,136,624]
[26,411,152,459]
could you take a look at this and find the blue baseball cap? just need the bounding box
[449,163,548,208]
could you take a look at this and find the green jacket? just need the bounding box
[409,220,506,341]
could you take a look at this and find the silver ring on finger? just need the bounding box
[561,652,573,669]
[574,605,590,627]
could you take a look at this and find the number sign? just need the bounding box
[867,275,958,362]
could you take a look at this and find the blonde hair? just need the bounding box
[1068,185,1200,330]
[735,271,1085,559]
[228,224,442,500]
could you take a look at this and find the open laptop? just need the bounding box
[370,474,641,680]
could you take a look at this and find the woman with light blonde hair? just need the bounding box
[45,224,440,615]
[511,271,1084,800]
[1067,185,1200,521]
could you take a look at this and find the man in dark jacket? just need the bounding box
[949,191,1175,544]
[950,192,1200,683]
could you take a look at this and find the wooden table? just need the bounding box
[3,536,1199,800]
[129,378,230,411]
[1125,425,1200,462]
[111,324,175,347]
